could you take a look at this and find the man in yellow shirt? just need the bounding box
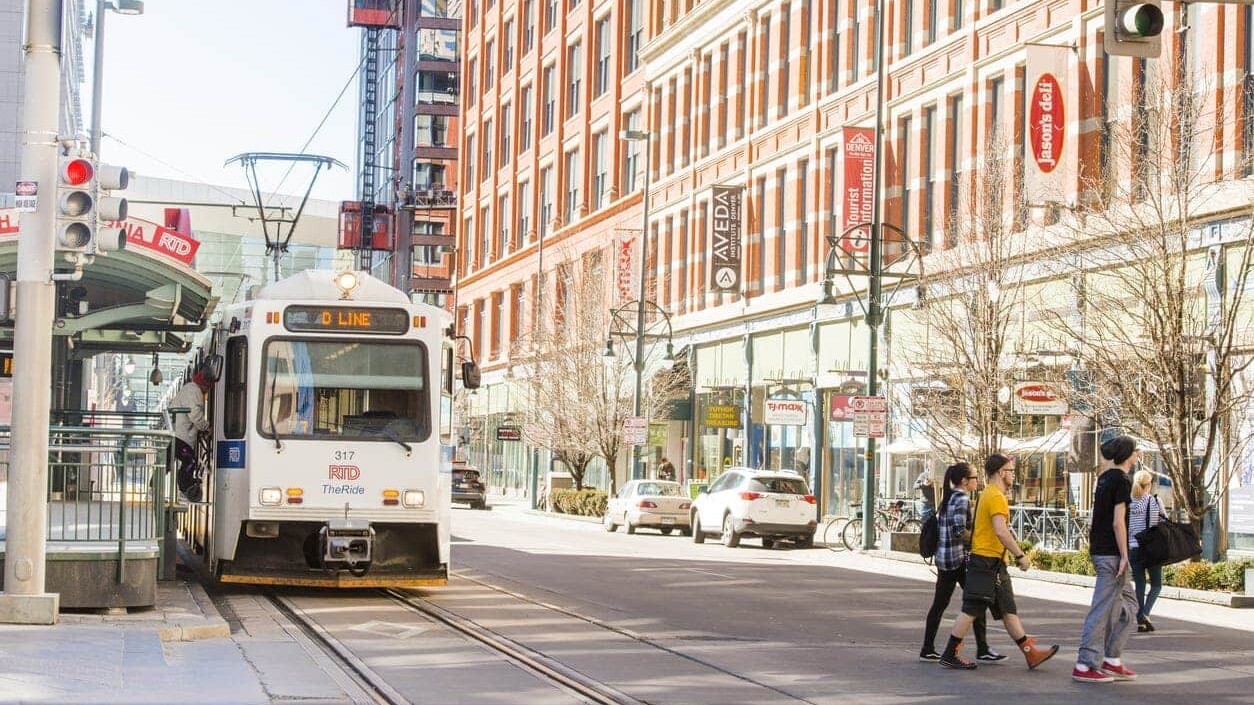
[939,453,1060,671]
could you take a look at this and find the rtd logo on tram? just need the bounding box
[329,465,362,481]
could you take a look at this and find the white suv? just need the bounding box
[691,468,818,548]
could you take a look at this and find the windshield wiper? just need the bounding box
[381,425,412,454]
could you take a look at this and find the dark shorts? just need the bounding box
[961,554,1018,620]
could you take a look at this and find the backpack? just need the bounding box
[919,512,940,559]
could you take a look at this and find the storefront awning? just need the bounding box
[0,213,217,357]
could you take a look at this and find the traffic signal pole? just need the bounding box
[0,0,63,624]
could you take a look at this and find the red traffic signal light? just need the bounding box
[61,158,95,186]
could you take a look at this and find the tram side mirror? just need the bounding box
[200,354,224,383]
[461,361,481,390]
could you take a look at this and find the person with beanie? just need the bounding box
[1072,435,1141,682]
[939,453,1059,671]
[170,367,214,503]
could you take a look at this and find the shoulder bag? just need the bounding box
[1134,498,1201,569]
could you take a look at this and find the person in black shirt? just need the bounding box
[1072,435,1141,683]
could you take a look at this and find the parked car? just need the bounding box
[452,463,488,510]
[604,480,692,535]
[690,468,817,548]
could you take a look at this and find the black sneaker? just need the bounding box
[977,650,1008,662]
[185,482,204,503]
[919,650,941,662]
[939,646,977,670]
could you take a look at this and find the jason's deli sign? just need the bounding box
[1012,382,1067,416]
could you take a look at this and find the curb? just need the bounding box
[866,549,1252,609]
[157,580,231,642]
[523,508,603,524]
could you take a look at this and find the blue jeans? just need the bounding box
[1130,547,1162,619]
[1078,555,1138,669]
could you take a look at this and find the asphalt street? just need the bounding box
[436,500,1254,705]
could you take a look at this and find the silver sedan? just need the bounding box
[604,480,692,535]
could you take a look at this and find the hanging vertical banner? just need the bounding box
[1024,44,1071,206]
[840,127,876,255]
[615,232,638,305]
[710,185,743,292]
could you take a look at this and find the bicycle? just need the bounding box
[820,515,852,551]
[841,505,923,551]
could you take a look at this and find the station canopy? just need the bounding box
[0,211,217,357]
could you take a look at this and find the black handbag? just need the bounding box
[1135,498,1201,568]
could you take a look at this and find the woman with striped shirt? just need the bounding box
[1129,469,1166,632]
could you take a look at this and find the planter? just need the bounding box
[889,531,920,554]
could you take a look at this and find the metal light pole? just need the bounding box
[621,128,651,481]
[89,0,144,156]
[861,0,890,551]
[0,0,63,624]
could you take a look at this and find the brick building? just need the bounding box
[457,0,1254,551]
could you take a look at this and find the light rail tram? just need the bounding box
[182,269,478,587]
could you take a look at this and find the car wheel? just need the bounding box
[761,538,775,550]
[626,522,637,535]
[660,527,674,535]
[680,526,692,537]
[692,514,705,543]
[795,534,815,549]
[603,514,617,532]
[721,514,741,548]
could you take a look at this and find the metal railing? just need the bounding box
[1008,505,1090,552]
[0,411,173,580]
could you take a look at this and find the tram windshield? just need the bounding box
[259,339,430,442]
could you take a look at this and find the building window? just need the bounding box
[417,29,458,62]
[469,0,478,27]
[922,104,936,249]
[592,131,608,209]
[484,40,495,90]
[467,58,478,105]
[946,93,963,247]
[826,146,839,238]
[524,0,535,53]
[756,176,767,294]
[798,158,808,283]
[413,161,446,189]
[775,167,787,290]
[518,180,532,244]
[463,216,474,273]
[677,211,688,311]
[989,0,1004,10]
[926,0,937,44]
[567,41,582,117]
[490,291,503,359]
[545,0,557,33]
[510,283,524,344]
[520,85,533,150]
[498,193,511,255]
[595,16,612,97]
[717,44,729,148]
[988,75,1003,143]
[500,104,512,165]
[465,134,476,185]
[829,2,840,92]
[626,0,643,74]
[899,116,912,240]
[415,114,449,146]
[480,206,491,265]
[759,14,771,129]
[417,70,458,106]
[543,65,556,135]
[420,0,454,18]
[779,7,790,120]
[738,31,748,139]
[484,120,496,179]
[851,0,861,79]
[540,166,553,239]
[903,0,914,56]
[623,110,641,192]
[1245,7,1254,175]
[503,20,514,71]
[565,149,581,223]
[954,0,964,31]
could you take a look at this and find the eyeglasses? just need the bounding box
[1001,467,1017,473]
[965,475,979,481]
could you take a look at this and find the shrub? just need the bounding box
[1171,561,1218,591]
[548,488,607,516]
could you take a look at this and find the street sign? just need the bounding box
[14,180,37,212]
[851,395,887,438]
[622,415,648,445]
[1012,382,1067,415]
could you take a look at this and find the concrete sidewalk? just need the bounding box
[0,573,363,705]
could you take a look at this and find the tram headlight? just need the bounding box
[334,270,360,298]
[259,486,283,506]
[402,489,426,508]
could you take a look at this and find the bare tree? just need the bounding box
[510,251,685,492]
[895,134,1027,465]
[1049,63,1254,549]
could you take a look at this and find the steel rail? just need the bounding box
[383,589,647,705]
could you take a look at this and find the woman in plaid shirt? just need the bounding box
[920,463,1005,662]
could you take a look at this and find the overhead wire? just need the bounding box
[103,131,247,205]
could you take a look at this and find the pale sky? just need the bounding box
[97,0,362,203]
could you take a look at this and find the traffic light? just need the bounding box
[1105,0,1164,58]
[54,153,129,258]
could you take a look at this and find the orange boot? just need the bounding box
[1020,637,1059,670]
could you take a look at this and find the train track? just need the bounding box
[268,589,646,705]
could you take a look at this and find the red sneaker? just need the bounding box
[1071,666,1115,683]
[1101,662,1138,680]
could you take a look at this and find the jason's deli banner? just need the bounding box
[709,185,742,292]
[1023,44,1072,206]
[840,127,876,255]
